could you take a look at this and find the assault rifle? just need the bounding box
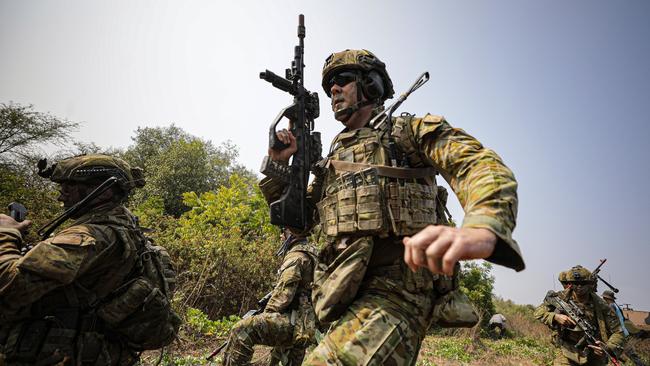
[544,291,621,366]
[259,14,322,231]
[206,291,273,361]
[591,258,619,294]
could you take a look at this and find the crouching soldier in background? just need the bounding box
[222,229,318,366]
[0,154,180,365]
[534,265,625,366]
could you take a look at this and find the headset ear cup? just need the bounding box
[362,71,385,101]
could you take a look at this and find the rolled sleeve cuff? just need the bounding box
[259,176,287,205]
[462,214,525,271]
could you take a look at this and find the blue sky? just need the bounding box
[1,0,649,309]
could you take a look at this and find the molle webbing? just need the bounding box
[328,160,437,179]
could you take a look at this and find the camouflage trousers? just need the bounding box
[303,264,435,366]
[223,311,306,366]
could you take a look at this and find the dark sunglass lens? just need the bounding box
[329,72,357,88]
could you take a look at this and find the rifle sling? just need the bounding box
[328,160,437,179]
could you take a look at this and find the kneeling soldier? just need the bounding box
[222,230,318,366]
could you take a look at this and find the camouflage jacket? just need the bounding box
[0,203,144,364]
[261,114,523,271]
[534,290,626,363]
[265,241,317,314]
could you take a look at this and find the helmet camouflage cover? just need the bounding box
[41,154,144,192]
[563,265,594,282]
[321,49,395,101]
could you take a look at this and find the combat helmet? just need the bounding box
[563,265,594,283]
[558,270,568,283]
[38,154,145,193]
[321,49,395,102]
[602,290,617,301]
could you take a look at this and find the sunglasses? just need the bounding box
[326,71,358,90]
[570,282,592,287]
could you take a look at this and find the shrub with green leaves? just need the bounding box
[141,174,281,320]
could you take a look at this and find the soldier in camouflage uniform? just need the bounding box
[260,49,523,365]
[0,154,177,365]
[534,266,626,366]
[222,231,318,366]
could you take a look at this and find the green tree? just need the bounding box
[0,102,78,163]
[459,261,496,325]
[0,103,78,233]
[145,174,280,319]
[122,125,254,217]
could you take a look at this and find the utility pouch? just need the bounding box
[97,277,156,325]
[293,293,317,347]
[5,320,49,363]
[431,264,479,328]
[312,236,373,324]
[386,182,437,235]
[337,187,357,233]
[316,195,338,237]
[75,331,115,366]
[432,290,479,328]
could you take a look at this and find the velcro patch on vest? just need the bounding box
[48,226,97,247]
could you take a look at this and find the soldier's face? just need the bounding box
[330,73,359,120]
[572,282,593,298]
[58,182,85,209]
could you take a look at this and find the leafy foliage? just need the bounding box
[0,102,78,162]
[459,261,496,326]
[122,125,253,217]
[185,307,239,337]
[141,174,281,319]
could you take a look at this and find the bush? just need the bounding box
[459,261,496,327]
[141,174,281,320]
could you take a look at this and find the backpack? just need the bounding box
[96,233,182,350]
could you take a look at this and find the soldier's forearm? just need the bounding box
[0,229,23,294]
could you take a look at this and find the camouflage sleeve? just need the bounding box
[259,168,325,235]
[533,300,557,327]
[265,252,310,313]
[259,176,286,205]
[0,225,94,308]
[603,303,626,355]
[412,114,524,271]
[0,228,24,294]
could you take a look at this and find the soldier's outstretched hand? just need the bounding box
[403,226,496,275]
[268,128,297,163]
[0,214,32,233]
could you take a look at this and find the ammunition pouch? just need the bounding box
[316,163,440,238]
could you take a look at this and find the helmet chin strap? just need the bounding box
[334,99,375,121]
